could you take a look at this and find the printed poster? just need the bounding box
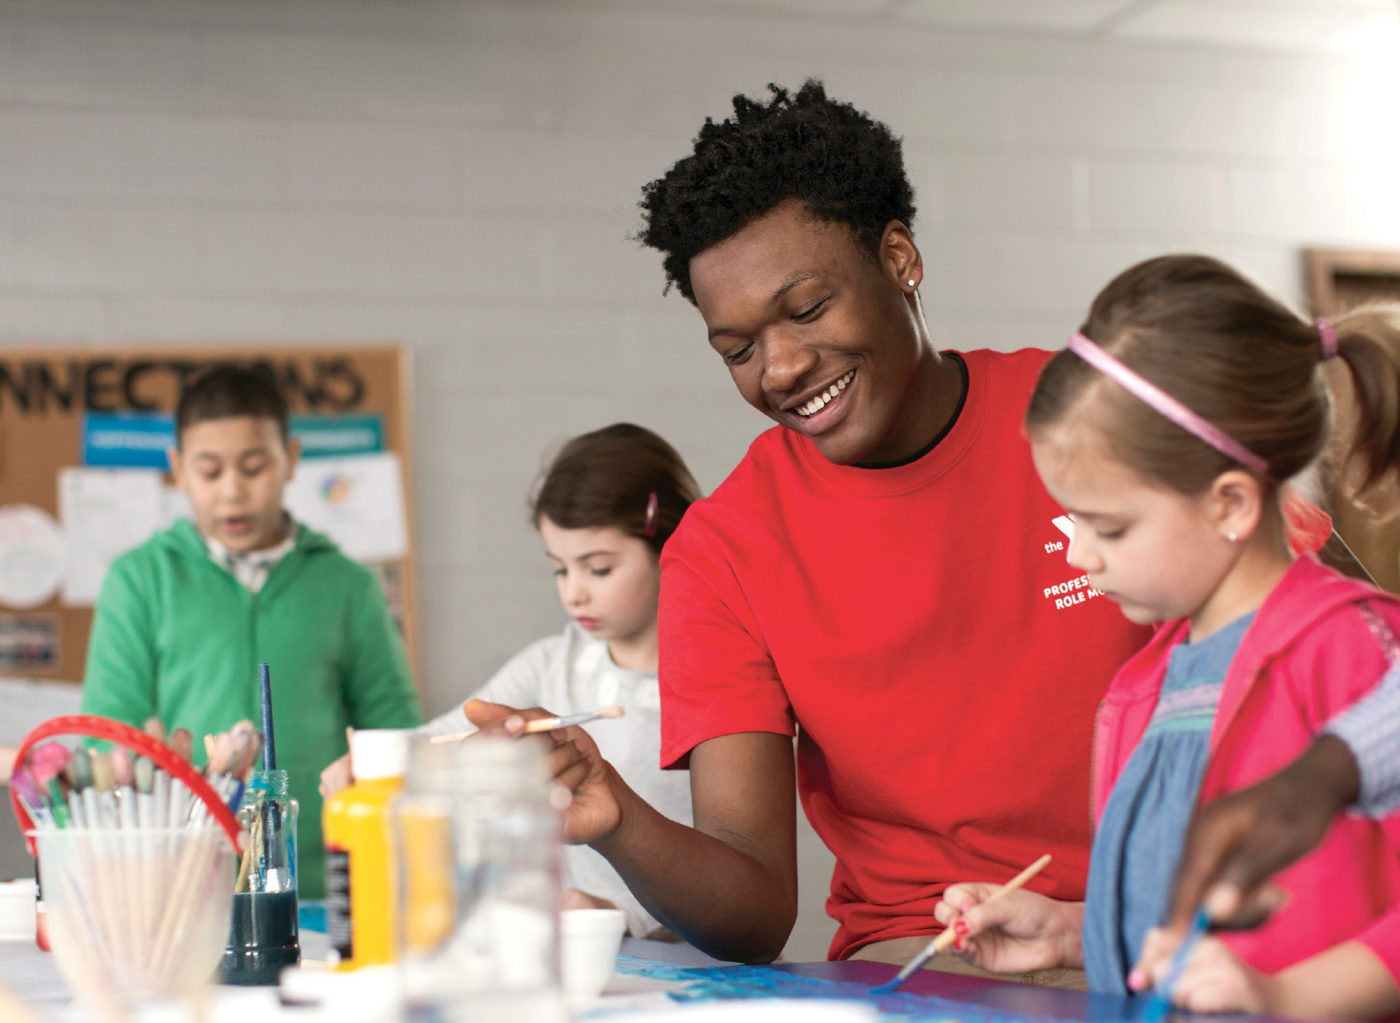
[283,451,408,563]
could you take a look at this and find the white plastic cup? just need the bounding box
[0,878,36,940]
[559,907,626,1002]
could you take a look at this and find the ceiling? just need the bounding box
[588,0,1400,56]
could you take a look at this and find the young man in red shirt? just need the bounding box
[474,81,1147,978]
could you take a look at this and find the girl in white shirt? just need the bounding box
[322,423,701,938]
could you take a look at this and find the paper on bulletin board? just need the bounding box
[58,467,164,606]
[161,485,193,530]
[283,451,407,563]
[0,613,60,674]
[0,504,66,609]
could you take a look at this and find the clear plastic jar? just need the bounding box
[219,768,300,985]
[394,736,564,1022]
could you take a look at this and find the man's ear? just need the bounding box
[880,219,921,291]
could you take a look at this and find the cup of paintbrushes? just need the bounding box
[31,825,235,1018]
[9,714,249,1020]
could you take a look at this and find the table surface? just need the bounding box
[0,932,1297,1023]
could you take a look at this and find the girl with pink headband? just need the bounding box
[933,254,1400,1019]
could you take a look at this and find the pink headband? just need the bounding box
[1066,333,1269,475]
[1317,318,1339,360]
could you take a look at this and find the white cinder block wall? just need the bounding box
[2,0,1398,961]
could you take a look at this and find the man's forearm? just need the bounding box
[590,768,798,963]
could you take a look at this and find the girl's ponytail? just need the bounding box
[1330,304,1400,494]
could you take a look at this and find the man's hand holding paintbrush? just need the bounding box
[463,698,624,846]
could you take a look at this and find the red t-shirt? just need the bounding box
[659,348,1150,959]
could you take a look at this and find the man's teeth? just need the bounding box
[796,371,854,417]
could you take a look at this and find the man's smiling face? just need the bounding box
[689,200,930,466]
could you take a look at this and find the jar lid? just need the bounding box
[405,734,549,794]
[350,729,410,780]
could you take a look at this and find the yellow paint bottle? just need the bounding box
[323,729,409,970]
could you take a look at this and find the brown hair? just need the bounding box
[1026,254,1345,495]
[1325,302,1400,493]
[531,423,702,556]
[175,364,289,448]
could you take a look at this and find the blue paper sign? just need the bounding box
[81,412,384,468]
[82,412,175,469]
[290,414,383,459]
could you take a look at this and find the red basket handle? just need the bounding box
[9,714,243,855]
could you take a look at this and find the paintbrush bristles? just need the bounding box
[205,733,234,776]
[110,747,134,788]
[90,753,115,794]
[133,756,155,794]
[170,728,193,763]
[520,704,627,733]
[63,750,86,790]
[431,703,629,743]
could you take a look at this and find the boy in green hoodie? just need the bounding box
[80,365,422,898]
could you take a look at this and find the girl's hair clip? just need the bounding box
[642,492,659,538]
[1316,318,1339,360]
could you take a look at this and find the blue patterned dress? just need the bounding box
[1082,612,1255,993]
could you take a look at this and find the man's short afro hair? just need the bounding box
[637,79,916,305]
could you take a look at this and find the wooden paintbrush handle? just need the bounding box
[936,852,1053,950]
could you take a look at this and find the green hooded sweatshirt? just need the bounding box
[81,517,422,898]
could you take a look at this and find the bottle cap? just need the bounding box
[349,729,410,780]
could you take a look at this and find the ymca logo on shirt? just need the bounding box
[1039,515,1106,611]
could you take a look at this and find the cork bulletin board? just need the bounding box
[0,344,418,686]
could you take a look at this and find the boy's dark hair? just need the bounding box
[637,79,917,304]
[175,364,289,448]
[532,423,702,556]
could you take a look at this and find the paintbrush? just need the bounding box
[132,756,155,829]
[67,748,102,830]
[1141,907,1212,1023]
[259,662,277,771]
[257,662,283,890]
[869,853,1053,994]
[193,733,234,827]
[89,752,119,829]
[60,758,86,829]
[110,749,138,831]
[168,727,193,827]
[225,721,260,812]
[10,768,53,828]
[429,704,626,743]
[131,753,157,947]
[28,744,75,829]
[98,747,143,961]
[219,727,250,817]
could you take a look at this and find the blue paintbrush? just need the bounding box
[869,853,1052,995]
[1141,907,1212,1023]
[257,661,282,888]
[259,661,276,771]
